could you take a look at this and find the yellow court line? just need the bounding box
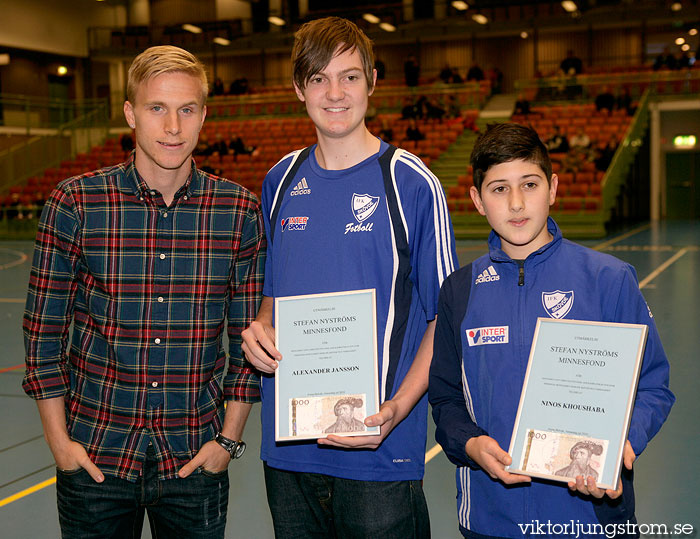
[425,443,443,464]
[593,223,651,251]
[0,476,55,508]
[638,248,688,290]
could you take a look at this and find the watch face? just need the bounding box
[233,441,246,459]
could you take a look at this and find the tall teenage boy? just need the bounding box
[242,17,456,538]
[429,123,674,538]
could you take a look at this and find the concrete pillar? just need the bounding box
[403,0,414,22]
[109,60,127,122]
[298,0,308,19]
[128,0,150,26]
[216,0,253,34]
[434,0,447,20]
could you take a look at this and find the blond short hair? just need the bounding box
[127,45,208,104]
[292,17,375,92]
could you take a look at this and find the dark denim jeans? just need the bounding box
[263,462,430,539]
[56,445,229,539]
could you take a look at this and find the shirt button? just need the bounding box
[150,190,156,196]
[154,338,161,344]
[139,196,144,201]
[159,254,166,260]
[151,381,159,387]
[157,296,164,303]
[162,212,168,218]
[183,195,188,200]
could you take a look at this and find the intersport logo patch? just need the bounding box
[466,326,509,346]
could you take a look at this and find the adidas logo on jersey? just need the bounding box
[475,265,500,284]
[291,178,311,196]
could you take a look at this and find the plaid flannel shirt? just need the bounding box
[23,155,265,481]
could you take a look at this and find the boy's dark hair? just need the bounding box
[470,123,552,192]
[292,17,375,91]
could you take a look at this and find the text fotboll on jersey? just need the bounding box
[345,193,379,234]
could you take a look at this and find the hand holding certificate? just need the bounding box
[274,289,381,442]
[506,318,647,491]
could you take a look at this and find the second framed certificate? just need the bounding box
[506,318,648,490]
[274,289,380,442]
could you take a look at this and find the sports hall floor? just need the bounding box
[0,219,698,538]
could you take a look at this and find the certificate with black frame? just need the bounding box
[506,318,648,490]
[274,289,380,442]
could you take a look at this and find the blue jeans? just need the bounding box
[263,462,430,539]
[56,444,229,539]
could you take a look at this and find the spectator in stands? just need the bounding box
[378,118,394,143]
[229,133,256,156]
[22,45,265,539]
[594,135,618,172]
[365,102,378,122]
[560,49,583,75]
[209,132,229,156]
[424,98,445,121]
[653,48,678,71]
[405,118,425,141]
[616,87,635,116]
[559,149,585,174]
[404,54,420,86]
[401,97,420,119]
[439,64,453,84]
[375,58,386,80]
[545,125,569,154]
[194,132,212,156]
[229,77,249,95]
[678,51,692,69]
[120,133,134,154]
[487,66,503,94]
[514,94,531,116]
[569,128,591,150]
[466,61,484,82]
[450,67,464,84]
[446,95,462,118]
[595,86,616,114]
[211,77,225,96]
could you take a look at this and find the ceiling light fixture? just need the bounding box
[379,22,396,32]
[363,13,380,24]
[268,16,286,26]
[561,1,578,12]
[472,13,488,24]
[689,28,698,36]
[521,31,529,39]
[452,1,469,10]
[213,37,230,46]
[182,24,202,34]
[671,2,682,11]
[675,37,685,45]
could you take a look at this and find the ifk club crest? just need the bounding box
[542,290,574,319]
[351,193,380,223]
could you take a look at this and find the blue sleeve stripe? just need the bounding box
[394,150,456,284]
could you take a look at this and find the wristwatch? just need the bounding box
[214,432,246,459]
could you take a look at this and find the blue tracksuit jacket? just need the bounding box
[429,218,674,538]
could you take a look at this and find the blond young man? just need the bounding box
[23,46,265,538]
[241,17,456,538]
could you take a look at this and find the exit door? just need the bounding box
[666,151,700,219]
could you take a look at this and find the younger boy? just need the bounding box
[428,123,674,538]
